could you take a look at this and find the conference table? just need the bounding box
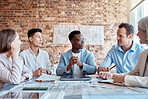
[0,74,148,99]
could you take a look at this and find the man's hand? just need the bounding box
[99,72,113,80]
[75,57,83,68]
[97,67,110,74]
[67,56,77,71]
[33,67,47,76]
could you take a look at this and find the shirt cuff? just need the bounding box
[66,65,71,73]
[23,73,33,80]
[81,63,85,71]
[124,75,131,86]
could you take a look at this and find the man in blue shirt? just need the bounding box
[98,23,145,73]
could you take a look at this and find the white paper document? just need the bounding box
[36,74,60,81]
[53,25,104,45]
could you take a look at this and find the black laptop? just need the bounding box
[60,75,91,81]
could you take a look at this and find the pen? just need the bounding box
[110,64,117,70]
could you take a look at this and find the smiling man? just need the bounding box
[98,23,145,74]
[56,30,96,76]
[20,28,51,76]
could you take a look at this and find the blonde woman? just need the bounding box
[0,29,32,88]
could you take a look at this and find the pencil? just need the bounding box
[110,64,117,70]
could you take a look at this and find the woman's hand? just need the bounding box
[10,33,22,59]
[10,47,20,59]
[113,74,125,83]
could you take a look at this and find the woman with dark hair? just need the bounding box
[0,28,32,88]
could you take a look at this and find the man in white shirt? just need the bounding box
[20,28,51,76]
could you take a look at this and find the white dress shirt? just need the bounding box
[20,47,51,72]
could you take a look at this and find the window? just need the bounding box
[129,0,148,45]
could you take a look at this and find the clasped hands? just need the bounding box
[33,67,51,76]
[98,67,125,83]
[67,56,83,71]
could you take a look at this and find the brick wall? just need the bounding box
[0,0,127,66]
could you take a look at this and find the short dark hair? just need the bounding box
[118,23,134,36]
[27,28,42,38]
[0,28,16,53]
[68,30,81,41]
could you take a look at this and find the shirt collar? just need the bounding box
[130,41,136,51]
[28,47,41,55]
[71,49,82,53]
[118,41,136,52]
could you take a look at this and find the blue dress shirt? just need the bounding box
[100,42,145,73]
